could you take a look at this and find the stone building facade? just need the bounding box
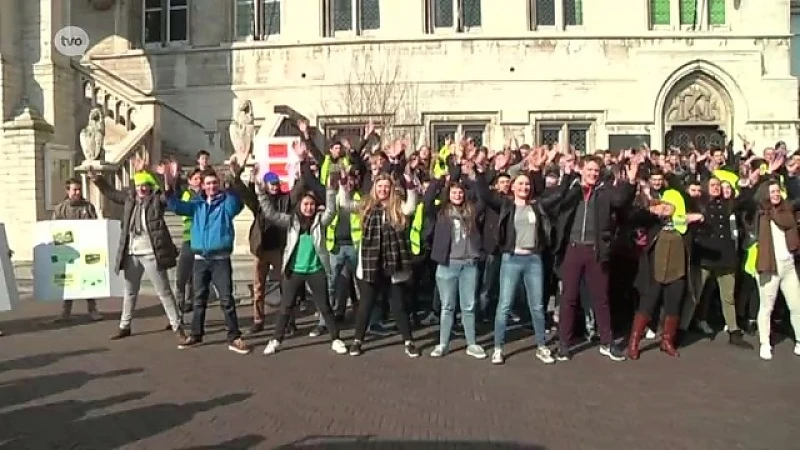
[0,0,798,262]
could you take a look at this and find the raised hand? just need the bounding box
[229,155,241,174]
[297,119,309,138]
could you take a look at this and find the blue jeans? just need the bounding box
[494,253,546,348]
[435,261,479,348]
[318,245,380,328]
[478,253,501,319]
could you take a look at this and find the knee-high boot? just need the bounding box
[660,315,680,357]
[626,313,650,360]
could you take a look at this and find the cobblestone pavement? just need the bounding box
[0,295,796,450]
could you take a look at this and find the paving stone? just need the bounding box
[0,295,796,449]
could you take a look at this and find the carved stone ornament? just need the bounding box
[665,82,722,123]
[79,107,105,161]
[229,100,255,162]
[90,0,115,11]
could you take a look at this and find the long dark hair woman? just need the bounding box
[753,180,800,361]
[426,175,486,359]
[255,175,347,357]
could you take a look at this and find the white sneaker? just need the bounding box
[535,346,556,365]
[331,339,347,355]
[263,339,280,355]
[645,328,657,340]
[429,345,447,358]
[491,348,504,365]
[466,345,486,359]
[759,344,773,361]
[793,342,800,356]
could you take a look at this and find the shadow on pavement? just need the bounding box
[0,347,109,373]
[177,434,267,450]
[0,367,144,410]
[276,436,546,450]
[0,303,165,336]
[0,392,252,450]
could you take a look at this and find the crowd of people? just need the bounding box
[4,120,800,364]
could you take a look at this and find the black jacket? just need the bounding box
[232,177,290,255]
[423,178,484,265]
[477,171,566,255]
[553,179,636,265]
[95,176,178,273]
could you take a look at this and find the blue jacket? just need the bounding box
[167,189,243,256]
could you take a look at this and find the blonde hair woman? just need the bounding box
[341,172,420,357]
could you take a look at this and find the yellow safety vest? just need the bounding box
[661,189,688,235]
[326,192,361,250]
[744,243,758,277]
[320,155,350,186]
[431,144,450,179]
[410,199,441,255]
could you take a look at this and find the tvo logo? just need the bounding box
[54,26,90,57]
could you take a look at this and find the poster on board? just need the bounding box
[0,223,19,312]
[253,136,301,193]
[33,219,124,302]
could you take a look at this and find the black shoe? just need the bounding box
[309,325,327,337]
[404,342,420,358]
[248,322,265,334]
[367,323,393,337]
[728,330,754,349]
[349,341,363,356]
[554,347,571,362]
[743,320,757,336]
[599,344,626,361]
[285,324,297,338]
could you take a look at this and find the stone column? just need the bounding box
[0,106,54,261]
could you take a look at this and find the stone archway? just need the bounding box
[662,72,733,150]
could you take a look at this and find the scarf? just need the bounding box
[359,206,410,283]
[131,197,147,236]
[756,200,800,274]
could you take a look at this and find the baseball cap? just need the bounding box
[263,172,280,185]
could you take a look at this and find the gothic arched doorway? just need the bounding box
[662,72,732,151]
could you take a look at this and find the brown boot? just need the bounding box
[659,315,680,357]
[626,313,650,360]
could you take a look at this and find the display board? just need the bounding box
[0,223,19,312]
[253,136,301,193]
[33,219,124,302]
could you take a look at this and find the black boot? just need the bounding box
[728,330,754,349]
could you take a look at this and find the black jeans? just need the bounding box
[276,270,339,342]
[640,277,685,317]
[190,257,241,343]
[354,278,414,342]
[175,241,194,310]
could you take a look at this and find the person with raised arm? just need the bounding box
[86,158,183,345]
[257,168,348,356]
[163,158,251,355]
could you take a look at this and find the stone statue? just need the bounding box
[229,100,255,162]
[666,83,721,123]
[79,107,105,161]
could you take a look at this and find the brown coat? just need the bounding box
[52,198,98,220]
[756,200,799,274]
